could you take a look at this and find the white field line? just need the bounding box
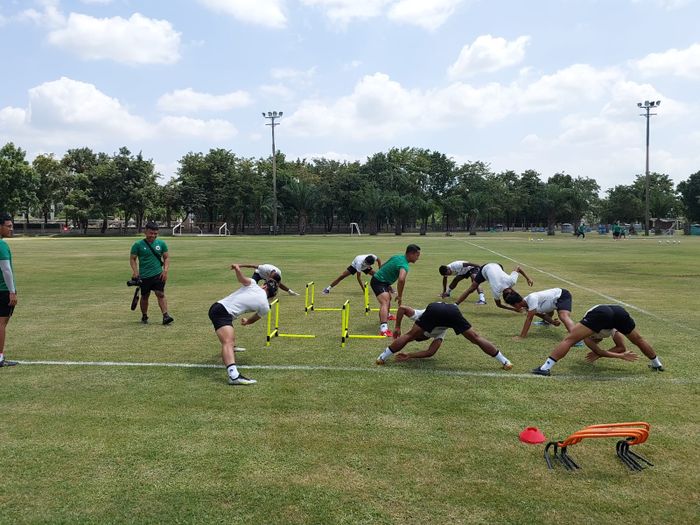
[15,360,695,384]
[462,239,700,336]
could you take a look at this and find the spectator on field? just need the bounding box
[0,213,18,368]
[130,222,173,325]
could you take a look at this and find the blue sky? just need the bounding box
[1,0,698,192]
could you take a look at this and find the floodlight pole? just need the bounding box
[263,111,283,234]
[638,100,660,236]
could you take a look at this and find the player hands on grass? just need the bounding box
[502,288,576,340]
[454,263,533,312]
[532,304,665,376]
[375,302,512,370]
[369,244,420,337]
[238,263,299,296]
[438,261,487,304]
[584,329,639,363]
[208,264,279,385]
[322,254,382,294]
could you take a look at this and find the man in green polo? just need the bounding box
[369,244,421,337]
[0,213,18,367]
[130,222,173,325]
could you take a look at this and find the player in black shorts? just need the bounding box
[0,213,18,367]
[532,304,665,376]
[375,302,513,370]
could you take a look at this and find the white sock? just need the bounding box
[380,323,388,332]
[227,364,239,379]
[479,293,486,302]
[0,353,4,363]
[494,351,509,366]
[651,356,662,367]
[379,348,394,361]
[541,357,557,371]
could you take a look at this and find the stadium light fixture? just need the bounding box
[638,99,661,236]
[263,111,283,235]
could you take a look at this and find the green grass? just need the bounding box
[1,233,699,524]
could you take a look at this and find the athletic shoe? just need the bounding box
[531,367,551,377]
[573,341,584,347]
[440,291,451,298]
[533,320,547,326]
[141,316,149,324]
[0,359,18,367]
[162,314,174,325]
[387,314,397,321]
[649,364,665,372]
[228,374,257,385]
[380,328,393,337]
[475,299,487,305]
[322,287,331,295]
[502,362,513,371]
[375,357,386,365]
[288,290,300,296]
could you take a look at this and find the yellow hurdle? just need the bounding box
[341,300,387,348]
[266,298,316,347]
[364,282,398,315]
[304,281,343,314]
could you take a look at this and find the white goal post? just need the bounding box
[350,222,361,236]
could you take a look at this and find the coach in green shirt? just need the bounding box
[130,222,173,325]
[369,244,421,337]
[0,213,17,367]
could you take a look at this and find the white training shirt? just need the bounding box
[524,288,563,314]
[256,264,281,280]
[218,281,271,319]
[410,308,448,340]
[447,261,477,276]
[481,263,519,299]
[351,254,377,272]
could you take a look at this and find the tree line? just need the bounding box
[1,142,699,235]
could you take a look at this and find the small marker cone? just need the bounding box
[519,427,546,444]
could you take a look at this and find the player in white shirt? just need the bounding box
[503,287,576,339]
[374,302,512,370]
[238,263,299,296]
[322,254,382,294]
[438,261,486,304]
[454,262,533,311]
[208,264,278,385]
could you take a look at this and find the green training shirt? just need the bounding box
[0,239,14,292]
[373,254,409,284]
[131,239,168,279]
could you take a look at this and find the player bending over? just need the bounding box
[238,263,299,296]
[454,263,533,311]
[322,254,382,294]
[503,287,576,339]
[438,261,486,304]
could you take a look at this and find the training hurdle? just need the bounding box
[363,282,398,315]
[304,281,344,314]
[266,298,316,347]
[341,300,388,348]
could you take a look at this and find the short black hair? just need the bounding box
[439,265,449,276]
[503,290,523,306]
[271,273,282,283]
[0,212,12,224]
[145,221,159,230]
[265,279,279,298]
[364,255,376,265]
[406,244,421,254]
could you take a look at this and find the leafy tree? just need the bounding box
[89,153,120,233]
[0,143,37,217]
[281,179,317,235]
[32,154,66,224]
[600,185,643,223]
[677,171,700,223]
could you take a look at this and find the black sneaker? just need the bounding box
[141,316,149,324]
[228,374,257,385]
[649,364,665,372]
[162,314,174,325]
[0,359,18,367]
[531,366,551,376]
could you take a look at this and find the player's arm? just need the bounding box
[231,264,253,286]
[396,339,443,361]
[396,269,407,305]
[130,253,139,278]
[356,271,364,289]
[585,336,636,362]
[241,313,261,326]
[393,305,415,337]
[515,266,534,287]
[441,275,448,295]
[376,257,382,268]
[161,251,170,281]
[494,298,520,312]
[236,263,259,269]
[454,280,478,305]
[513,310,537,339]
[0,259,17,306]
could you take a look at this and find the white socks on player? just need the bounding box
[380,323,388,332]
[651,356,662,368]
[479,292,486,302]
[227,363,239,379]
[541,357,557,371]
[378,347,394,362]
[494,351,510,366]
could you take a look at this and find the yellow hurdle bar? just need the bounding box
[266,298,316,347]
[305,281,342,314]
[364,282,398,315]
[341,300,387,348]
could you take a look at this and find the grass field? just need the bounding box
[1,233,699,524]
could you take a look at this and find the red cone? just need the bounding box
[519,427,546,444]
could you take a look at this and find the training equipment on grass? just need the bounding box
[544,422,653,471]
[341,300,388,348]
[304,281,343,314]
[519,427,546,444]
[266,298,316,347]
[363,282,398,316]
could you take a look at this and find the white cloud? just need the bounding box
[270,66,317,82]
[260,84,295,99]
[157,116,237,140]
[0,107,27,129]
[80,0,114,4]
[300,0,393,25]
[197,0,287,28]
[47,12,181,65]
[632,43,700,79]
[18,0,65,29]
[302,151,362,162]
[387,0,463,30]
[448,34,530,79]
[157,88,252,113]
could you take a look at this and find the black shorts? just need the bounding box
[416,302,471,335]
[580,305,635,335]
[0,291,15,317]
[613,231,620,239]
[555,289,573,312]
[209,303,234,331]
[370,277,392,296]
[139,274,165,295]
[474,263,502,284]
[346,265,371,275]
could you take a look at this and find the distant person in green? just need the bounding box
[130,222,173,325]
[369,244,421,337]
[0,213,18,367]
[612,222,622,240]
[575,223,586,239]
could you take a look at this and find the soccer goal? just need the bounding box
[350,222,361,236]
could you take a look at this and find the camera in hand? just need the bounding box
[127,277,143,287]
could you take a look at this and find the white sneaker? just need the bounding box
[228,374,257,385]
[288,290,300,296]
[376,356,386,365]
[475,299,487,305]
[322,287,331,295]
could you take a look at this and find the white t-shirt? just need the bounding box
[218,281,271,319]
[410,308,448,340]
[256,264,281,280]
[351,254,377,272]
[524,288,562,314]
[481,263,519,299]
[447,261,477,276]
